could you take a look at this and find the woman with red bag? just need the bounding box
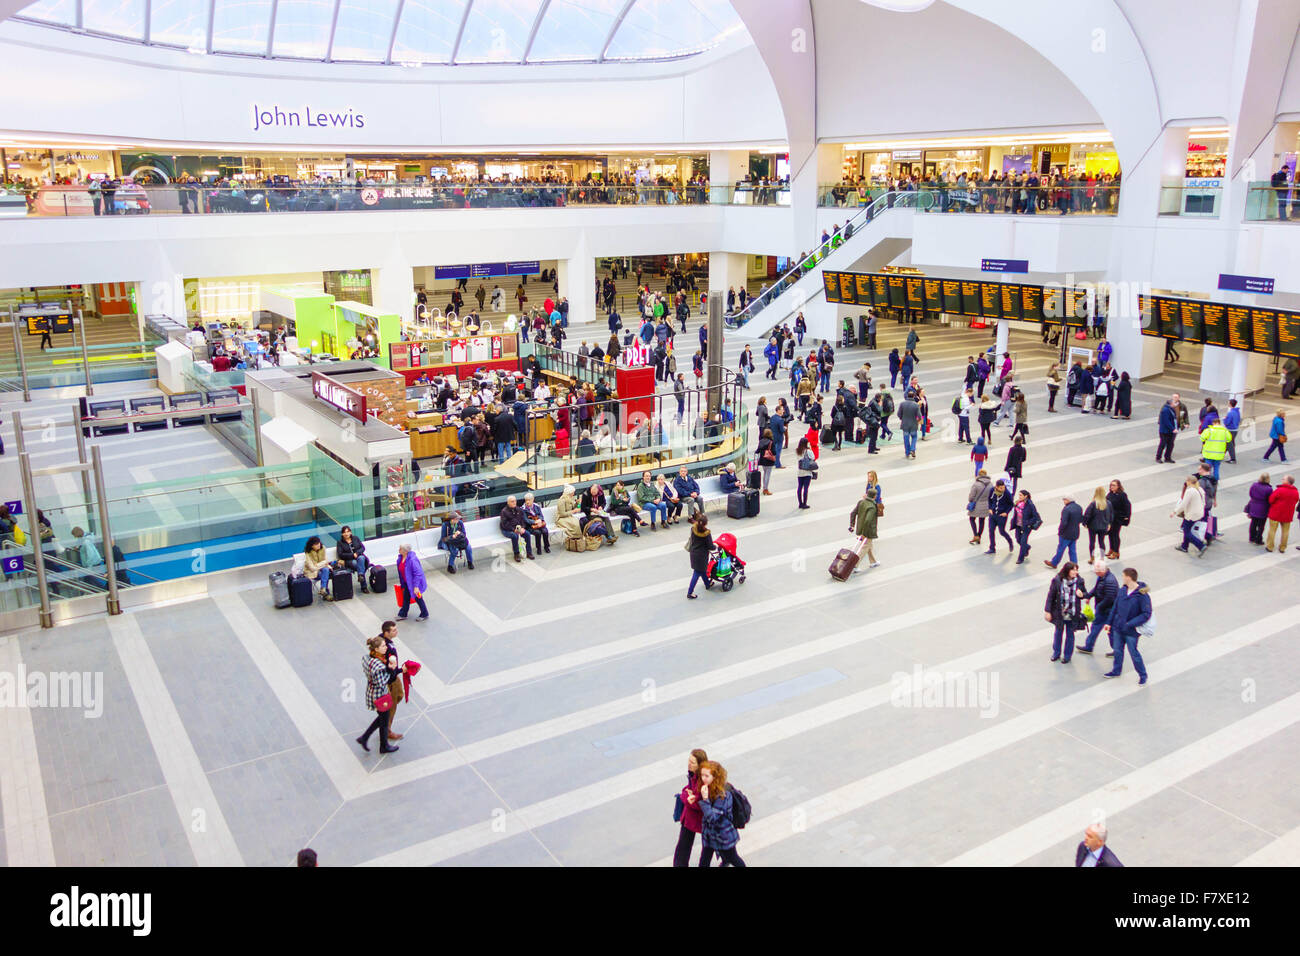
[357,635,405,755]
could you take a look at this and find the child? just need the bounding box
[971,436,989,476]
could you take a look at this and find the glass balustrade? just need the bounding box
[821,182,1121,215]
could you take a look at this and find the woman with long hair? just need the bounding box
[697,760,746,867]
[1044,561,1087,664]
[1011,391,1029,442]
[672,748,709,867]
[1005,434,1026,495]
[1105,479,1132,558]
[795,436,816,509]
[685,511,713,599]
[1082,486,1112,560]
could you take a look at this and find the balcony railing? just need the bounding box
[820,181,1121,215]
[1244,183,1300,221]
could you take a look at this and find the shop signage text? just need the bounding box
[981,258,1029,274]
[434,261,540,280]
[1218,273,1274,295]
[311,371,368,423]
[252,104,366,132]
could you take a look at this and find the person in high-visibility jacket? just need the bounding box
[1200,416,1232,480]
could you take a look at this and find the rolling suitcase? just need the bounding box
[289,575,314,607]
[854,427,867,445]
[727,491,747,519]
[746,467,762,490]
[269,570,291,609]
[331,568,354,601]
[368,565,388,593]
[828,547,860,582]
[820,426,834,445]
[744,488,760,517]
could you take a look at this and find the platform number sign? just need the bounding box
[4,500,21,515]
[1,555,23,574]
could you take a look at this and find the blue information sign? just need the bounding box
[4,499,20,515]
[1,555,23,574]
[434,261,541,281]
[1218,273,1274,295]
[981,258,1029,274]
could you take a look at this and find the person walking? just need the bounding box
[1265,474,1299,552]
[672,748,709,867]
[1223,398,1241,463]
[685,512,713,599]
[1005,435,1027,494]
[1171,475,1208,556]
[795,437,817,509]
[888,348,901,388]
[1082,486,1112,561]
[356,635,404,755]
[1043,493,1084,568]
[1009,488,1042,565]
[966,469,993,544]
[1045,363,1062,413]
[970,435,990,476]
[769,405,787,468]
[1011,391,1029,443]
[1102,567,1152,684]
[1156,397,1179,463]
[1044,561,1087,663]
[395,543,430,620]
[1077,558,1119,656]
[1245,473,1272,545]
[696,760,746,867]
[1200,415,1231,479]
[1263,409,1288,462]
[1076,823,1123,867]
[849,487,881,570]
[376,620,407,742]
[898,390,921,459]
[1104,479,1131,559]
[985,479,1014,554]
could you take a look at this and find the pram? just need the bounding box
[706,532,747,591]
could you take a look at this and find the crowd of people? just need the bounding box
[824,167,1122,215]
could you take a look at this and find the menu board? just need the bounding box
[1251,308,1278,354]
[871,274,889,306]
[1138,294,1158,336]
[1278,311,1300,359]
[960,281,982,316]
[856,274,873,305]
[980,282,1002,319]
[1156,298,1183,339]
[1200,303,1226,348]
[1063,289,1088,327]
[903,276,922,309]
[823,271,840,303]
[1000,283,1023,321]
[1021,285,1043,321]
[1226,306,1252,352]
[838,273,856,305]
[887,275,907,308]
[923,278,943,312]
[1179,300,1205,344]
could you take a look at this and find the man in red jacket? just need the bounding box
[1266,474,1299,552]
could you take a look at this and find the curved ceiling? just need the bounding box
[12,0,746,64]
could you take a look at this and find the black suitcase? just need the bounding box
[746,467,762,490]
[331,568,354,601]
[744,488,760,517]
[289,575,314,607]
[269,570,291,609]
[368,565,388,593]
[727,491,747,519]
[820,426,834,445]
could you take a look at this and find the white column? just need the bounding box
[557,237,596,325]
[708,252,748,304]
[995,319,1009,356]
[137,273,185,333]
[370,250,413,321]
[709,150,749,204]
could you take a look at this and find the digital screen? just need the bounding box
[1156,298,1183,339]
[1251,309,1278,354]
[960,281,982,316]
[1277,311,1300,359]
[887,275,906,308]
[1179,301,1205,344]
[940,280,961,315]
[1138,294,1159,336]
[1000,283,1022,321]
[923,278,943,312]
[1042,287,1064,322]
[1225,306,1252,352]
[856,274,873,305]
[905,276,924,309]
[1021,285,1043,322]
[839,274,856,305]
[871,274,889,306]
[1200,303,1226,348]
[823,272,840,303]
[980,282,1002,320]
[1063,289,1088,327]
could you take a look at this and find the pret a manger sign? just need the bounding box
[311,371,368,423]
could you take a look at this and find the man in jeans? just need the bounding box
[1077,558,1119,656]
[1043,494,1083,568]
[1102,567,1151,684]
[897,391,921,459]
[957,388,974,443]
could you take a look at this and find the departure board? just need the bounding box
[980,282,1002,319]
[1278,311,1300,359]
[1063,288,1088,327]
[823,272,840,303]
[1042,287,1064,322]
[1156,298,1183,339]
[923,278,943,312]
[1179,300,1205,344]
[856,274,873,304]
[906,276,924,309]
[942,280,962,314]
[1200,303,1226,347]
[870,274,889,306]
[961,281,982,316]
[839,273,856,305]
[1021,285,1043,321]
[1000,283,1023,320]
[888,275,906,308]
[1251,309,1278,354]
[1226,306,1252,352]
[1138,294,1159,336]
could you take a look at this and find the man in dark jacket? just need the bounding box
[858,399,882,454]
[1044,494,1083,568]
[499,495,534,562]
[1075,823,1123,867]
[1156,399,1178,463]
[1078,558,1119,654]
[492,407,517,461]
[1102,567,1151,684]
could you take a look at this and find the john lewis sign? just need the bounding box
[253,104,366,133]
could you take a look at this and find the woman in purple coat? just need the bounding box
[396,543,429,621]
[1246,473,1273,545]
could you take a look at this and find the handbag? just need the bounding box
[373,693,394,713]
[1280,435,1288,444]
[1137,611,1157,637]
[673,794,685,823]
[966,501,976,512]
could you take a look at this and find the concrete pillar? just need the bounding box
[709,150,749,204]
[138,272,185,332]
[995,319,1009,356]
[557,238,596,326]
[371,252,413,324]
[708,252,748,305]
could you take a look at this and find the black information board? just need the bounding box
[960,281,982,316]
[906,276,924,309]
[1138,294,1158,336]
[871,274,889,306]
[1225,306,1252,352]
[923,278,943,312]
[1200,303,1226,348]
[980,282,1002,319]
[1021,285,1043,321]
[823,271,840,303]
[1063,289,1088,327]
[1156,298,1183,340]
[1000,283,1022,321]
[1251,309,1278,355]
[856,274,873,305]
[1179,300,1205,344]
[888,275,907,308]
[838,273,856,305]
[1278,311,1300,359]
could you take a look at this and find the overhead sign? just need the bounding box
[1218,273,1274,295]
[433,261,540,280]
[311,371,368,424]
[981,259,1030,274]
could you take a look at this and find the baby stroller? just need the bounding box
[706,532,747,592]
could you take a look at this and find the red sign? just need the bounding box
[311,370,368,423]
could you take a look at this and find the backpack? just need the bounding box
[728,785,752,829]
[458,424,476,450]
[951,396,962,414]
[882,393,895,416]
